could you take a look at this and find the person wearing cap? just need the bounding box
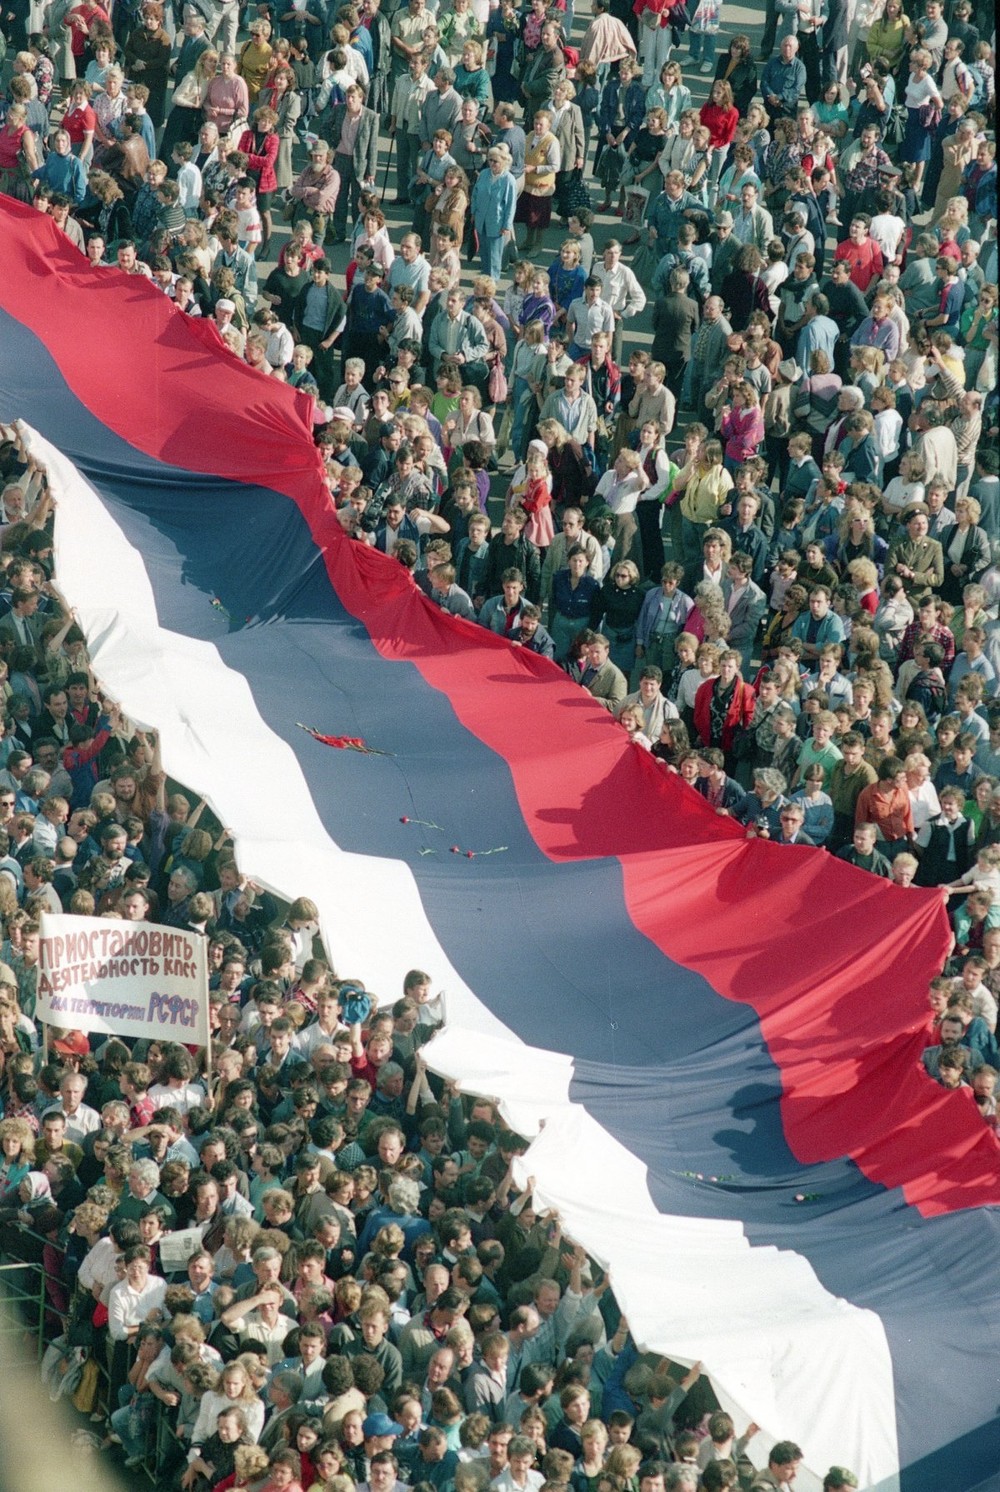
[289,141,342,243]
[886,504,945,597]
[363,1413,405,1448]
[708,210,741,296]
[211,298,246,356]
[823,1469,858,1491]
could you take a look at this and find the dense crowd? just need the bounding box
[0,0,997,1479]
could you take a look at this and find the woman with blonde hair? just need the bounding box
[933,194,970,252]
[0,1118,34,1203]
[190,1356,266,1451]
[455,39,490,115]
[900,48,944,195]
[439,0,481,64]
[79,168,133,243]
[846,556,880,615]
[162,48,219,162]
[850,343,885,404]
[941,495,991,604]
[0,103,38,197]
[238,18,273,105]
[593,448,649,571]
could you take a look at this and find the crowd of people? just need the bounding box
[0,0,998,1479]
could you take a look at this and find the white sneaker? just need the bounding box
[700,60,713,73]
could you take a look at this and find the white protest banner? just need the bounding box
[37,914,209,1046]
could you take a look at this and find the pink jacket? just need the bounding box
[721,405,765,465]
[238,127,279,195]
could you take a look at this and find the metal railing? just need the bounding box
[0,1230,168,1483]
[0,1255,50,1358]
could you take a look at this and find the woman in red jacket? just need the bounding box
[699,79,738,199]
[693,648,755,768]
[239,105,280,257]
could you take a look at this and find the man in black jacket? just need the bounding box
[651,267,700,400]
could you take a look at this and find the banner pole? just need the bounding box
[205,1024,213,1110]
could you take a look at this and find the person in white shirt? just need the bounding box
[54,1070,102,1145]
[593,240,646,364]
[148,1048,208,1115]
[871,386,903,479]
[298,990,348,1058]
[220,1283,291,1364]
[490,1435,545,1492]
[79,1225,128,1306]
[869,198,906,262]
[904,752,941,834]
[108,1245,168,1342]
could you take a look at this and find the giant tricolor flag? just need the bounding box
[1,200,998,1492]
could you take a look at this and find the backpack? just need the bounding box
[905,668,947,722]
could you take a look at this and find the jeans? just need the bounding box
[479,233,505,280]
[680,514,708,566]
[708,145,728,194]
[110,1388,148,1463]
[641,22,674,87]
[688,29,717,64]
